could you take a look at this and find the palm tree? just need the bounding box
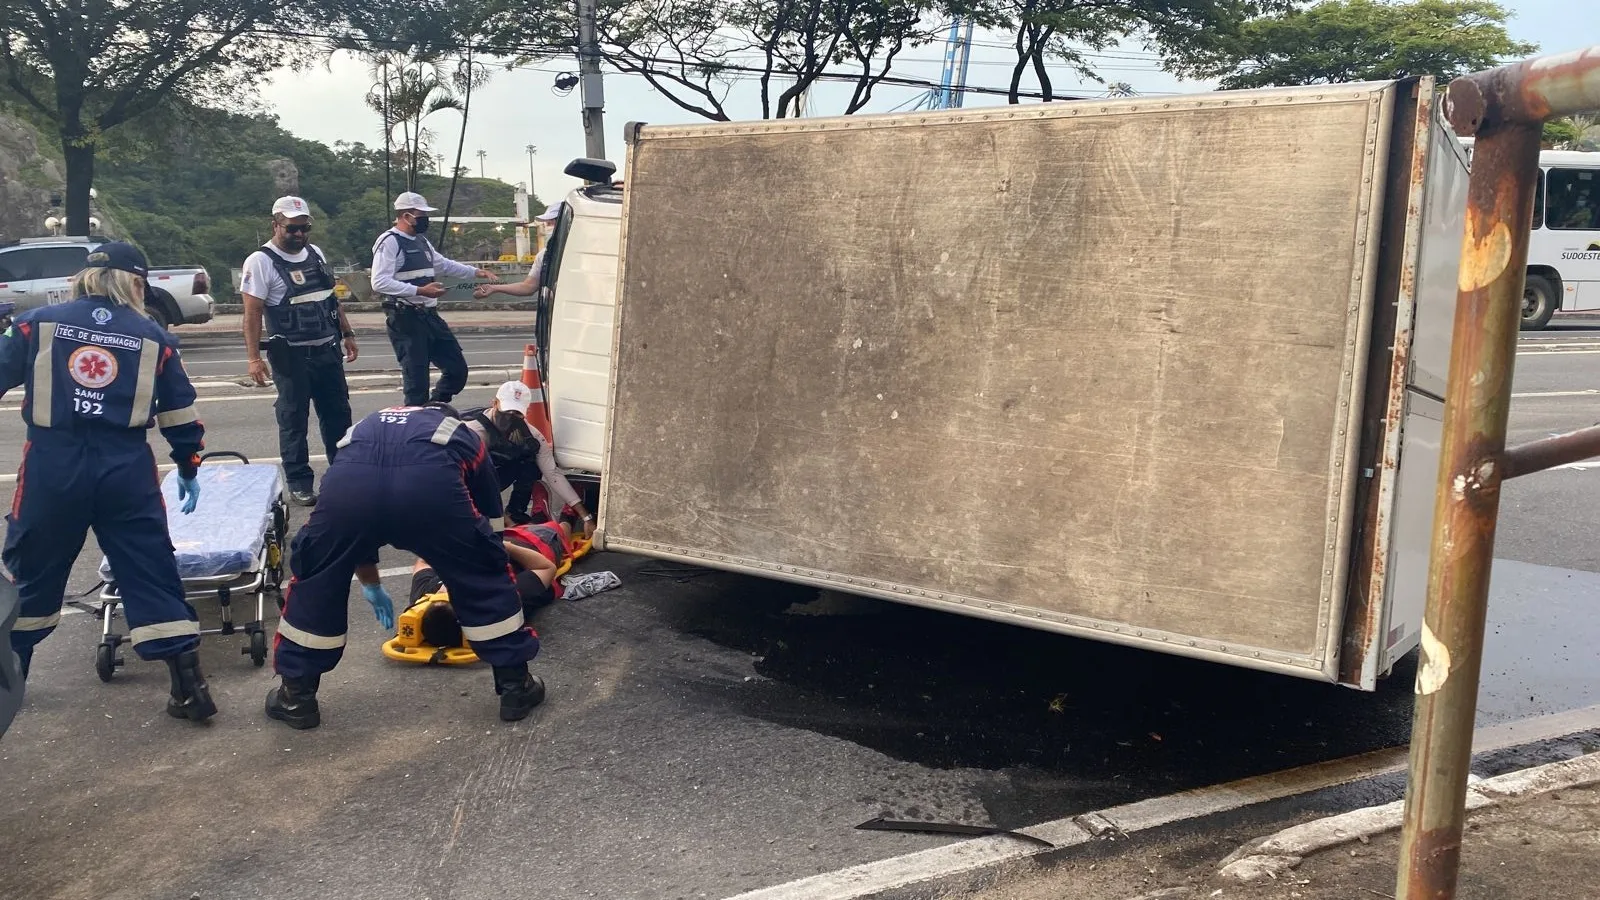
[365,54,464,192]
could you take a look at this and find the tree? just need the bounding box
[1170,0,1537,90]
[0,1,355,234]
[979,0,1281,104]
[1544,114,1600,152]
[490,0,944,122]
[366,56,465,192]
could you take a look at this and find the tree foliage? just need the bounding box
[1170,0,1536,90]
[0,0,361,233]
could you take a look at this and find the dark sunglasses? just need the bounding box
[282,223,312,234]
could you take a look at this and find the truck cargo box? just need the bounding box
[591,79,1467,688]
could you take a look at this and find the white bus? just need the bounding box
[1524,149,1600,329]
[1459,141,1600,329]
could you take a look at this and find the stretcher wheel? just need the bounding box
[94,642,120,683]
[248,630,268,667]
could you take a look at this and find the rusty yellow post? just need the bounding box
[1393,120,1540,900]
[1396,46,1600,899]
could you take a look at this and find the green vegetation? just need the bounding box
[4,100,532,299]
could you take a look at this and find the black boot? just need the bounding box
[164,650,217,722]
[265,674,321,730]
[493,664,546,722]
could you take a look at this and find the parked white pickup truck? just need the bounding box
[0,236,215,327]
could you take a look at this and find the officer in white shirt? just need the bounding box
[371,192,499,406]
[241,196,357,507]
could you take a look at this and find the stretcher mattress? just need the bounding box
[99,464,283,582]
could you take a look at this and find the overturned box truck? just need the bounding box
[538,76,1470,691]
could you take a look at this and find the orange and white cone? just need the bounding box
[520,343,554,442]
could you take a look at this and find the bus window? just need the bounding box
[1546,168,1600,231]
[1533,169,1545,229]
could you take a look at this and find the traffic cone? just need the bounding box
[520,343,554,442]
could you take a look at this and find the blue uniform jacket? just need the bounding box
[0,296,205,474]
[335,405,507,529]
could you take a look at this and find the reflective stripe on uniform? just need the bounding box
[14,612,61,632]
[430,417,462,445]
[32,326,54,427]
[274,618,347,651]
[288,289,335,305]
[128,619,201,646]
[488,517,505,532]
[126,338,160,428]
[460,610,525,643]
[395,268,436,282]
[335,425,356,449]
[156,405,199,428]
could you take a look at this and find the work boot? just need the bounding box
[265,674,321,730]
[288,488,317,508]
[493,664,546,722]
[164,650,217,722]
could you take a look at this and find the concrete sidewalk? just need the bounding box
[176,310,532,339]
[959,752,1600,900]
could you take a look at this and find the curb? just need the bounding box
[210,301,537,315]
[1216,750,1600,883]
[188,366,522,392]
[177,323,531,339]
[718,704,1600,900]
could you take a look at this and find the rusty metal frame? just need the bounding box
[1396,45,1600,899]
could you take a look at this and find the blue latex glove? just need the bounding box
[361,583,396,630]
[176,476,199,514]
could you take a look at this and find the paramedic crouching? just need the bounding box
[267,402,546,730]
[372,192,499,406]
[0,242,217,721]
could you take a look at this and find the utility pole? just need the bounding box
[526,144,538,201]
[476,149,487,178]
[576,0,606,159]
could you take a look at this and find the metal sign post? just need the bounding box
[1397,46,1600,900]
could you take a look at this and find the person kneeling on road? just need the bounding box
[266,402,546,730]
[462,380,595,531]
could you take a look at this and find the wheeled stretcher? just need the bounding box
[94,452,288,681]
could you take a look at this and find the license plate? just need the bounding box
[46,288,68,305]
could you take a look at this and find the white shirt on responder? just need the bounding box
[240,243,336,347]
[370,228,478,308]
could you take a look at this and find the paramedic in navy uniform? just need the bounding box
[0,242,217,722]
[371,191,498,407]
[266,401,546,730]
[241,195,357,507]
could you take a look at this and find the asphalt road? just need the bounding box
[0,322,1598,899]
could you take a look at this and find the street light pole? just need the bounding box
[526,144,538,202]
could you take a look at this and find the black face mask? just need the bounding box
[411,215,431,234]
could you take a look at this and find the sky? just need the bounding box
[257,0,1588,211]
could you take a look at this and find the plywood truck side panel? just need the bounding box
[600,85,1397,680]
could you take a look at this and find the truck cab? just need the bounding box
[539,158,624,476]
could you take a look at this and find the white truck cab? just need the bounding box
[539,159,624,475]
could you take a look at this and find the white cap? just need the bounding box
[394,191,439,213]
[535,203,562,222]
[272,196,311,219]
[495,380,535,416]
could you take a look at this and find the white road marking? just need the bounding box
[1511,389,1600,398]
[0,383,497,413]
